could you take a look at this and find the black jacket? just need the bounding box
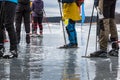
[18,0,30,4]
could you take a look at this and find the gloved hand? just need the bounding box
[94,0,99,7]
[58,0,60,2]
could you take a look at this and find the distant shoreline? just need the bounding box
[43,15,120,24]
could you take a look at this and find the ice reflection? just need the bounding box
[88,57,118,80]
[27,38,44,79]
[0,59,24,80]
[0,38,44,80]
[117,56,120,80]
[62,49,80,80]
[0,23,120,80]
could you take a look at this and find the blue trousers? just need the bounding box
[66,19,77,45]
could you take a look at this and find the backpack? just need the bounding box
[61,0,75,3]
[33,2,43,15]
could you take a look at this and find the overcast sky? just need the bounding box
[43,0,120,17]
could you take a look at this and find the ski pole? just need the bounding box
[58,2,67,45]
[84,3,95,56]
[95,6,104,51]
[95,13,99,51]
[43,10,52,33]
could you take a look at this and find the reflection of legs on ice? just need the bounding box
[59,19,78,48]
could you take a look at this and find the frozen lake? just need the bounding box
[0,23,120,80]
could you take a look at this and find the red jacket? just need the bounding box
[76,0,84,6]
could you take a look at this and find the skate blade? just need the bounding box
[58,47,79,49]
[37,35,43,38]
[2,55,17,59]
[2,55,11,59]
[82,56,109,58]
[82,56,92,58]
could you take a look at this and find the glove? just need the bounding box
[58,0,60,2]
[94,0,99,7]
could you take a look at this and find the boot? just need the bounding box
[3,44,18,58]
[39,24,43,36]
[108,39,119,57]
[90,50,107,57]
[0,47,5,57]
[9,49,18,58]
[3,49,18,58]
[26,34,30,44]
[59,43,78,49]
[38,30,43,37]
[108,49,119,57]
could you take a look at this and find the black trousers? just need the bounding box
[103,0,116,18]
[0,1,17,50]
[33,16,43,24]
[15,3,30,41]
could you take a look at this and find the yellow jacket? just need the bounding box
[62,2,81,21]
[30,1,33,14]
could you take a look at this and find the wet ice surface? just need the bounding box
[0,23,120,80]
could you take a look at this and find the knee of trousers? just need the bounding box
[109,18,118,39]
[99,19,110,32]
[109,18,116,27]
[66,23,75,32]
[99,19,110,50]
[33,23,37,28]
[39,24,43,30]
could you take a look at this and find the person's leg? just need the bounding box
[0,2,5,57]
[33,17,38,35]
[90,0,111,57]
[109,19,118,49]
[67,19,77,46]
[108,0,119,56]
[4,2,18,57]
[15,12,22,44]
[38,16,43,35]
[23,10,30,44]
[59,19,78,48]
[109,22,119,57]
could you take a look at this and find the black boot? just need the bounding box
[0,47,5,57]
[59,43,78,49]
[26,34,30,44]
[108,39,119,57]
[108,49,119,57]
[9,49,18,58]
[90,50,107,57]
